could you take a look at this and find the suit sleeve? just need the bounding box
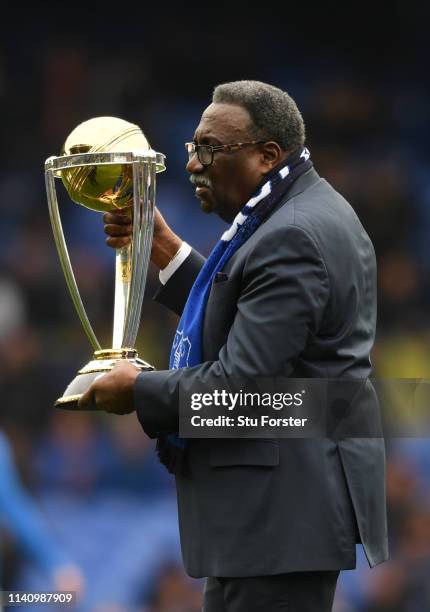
[153,248,206,317]
[136,226,330,437]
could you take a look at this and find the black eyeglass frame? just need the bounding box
[185,140,266,167]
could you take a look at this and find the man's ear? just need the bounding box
[260,141,286,174]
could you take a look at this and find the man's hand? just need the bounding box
[103,210,132,249]
[103,207,183,269]
[78,360,141,414]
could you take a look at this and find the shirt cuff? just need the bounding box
[159,242,192,285]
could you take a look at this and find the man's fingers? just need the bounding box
[103,212,131,225]
[78,386,95,410]
[103,214,132,250]
[106,236,131,248]
[104,223,133,237]
[112,360,141,373]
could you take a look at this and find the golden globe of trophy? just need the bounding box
[44,117,165,409]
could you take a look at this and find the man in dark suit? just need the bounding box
[80,81,388,611]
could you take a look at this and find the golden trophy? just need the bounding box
[44,116,165,408]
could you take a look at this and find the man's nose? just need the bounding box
[186,153,204,174]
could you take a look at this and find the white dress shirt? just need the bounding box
[159,242,192,285]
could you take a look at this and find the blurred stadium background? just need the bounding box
[1,2,430,610]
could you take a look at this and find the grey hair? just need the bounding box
[212,80,305,153]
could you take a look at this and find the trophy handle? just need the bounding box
[120,156,155,348]
[45,168,101,351]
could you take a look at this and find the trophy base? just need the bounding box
[55,348,154,410]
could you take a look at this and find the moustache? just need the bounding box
[189,175,213,190]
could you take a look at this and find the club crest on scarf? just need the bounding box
[172,330,192,369]
[157,148,313,474]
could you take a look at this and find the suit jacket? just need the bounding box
[134,168,389,578]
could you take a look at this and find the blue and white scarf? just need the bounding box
[157,148,312,474]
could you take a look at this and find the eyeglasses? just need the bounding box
[185,140,265,167]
